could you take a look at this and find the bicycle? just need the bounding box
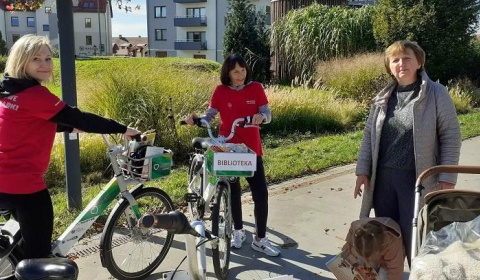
[177,117,258,280]
[0,132,176,280]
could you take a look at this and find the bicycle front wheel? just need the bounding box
[211,184,231,280]
[101,187,174,280]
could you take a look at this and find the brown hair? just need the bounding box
[384,40,425,76]
[353,221,386,259]
[219,54,252,86]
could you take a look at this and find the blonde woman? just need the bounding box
[0,35,139,258]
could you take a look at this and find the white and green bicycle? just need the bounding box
[0,132,175,280]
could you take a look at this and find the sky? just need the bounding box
[110,1,147,38]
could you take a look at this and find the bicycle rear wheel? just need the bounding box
[187,155,205,220]
[0,251,20,280]
[211,184,231,280]
[100,187,174,280]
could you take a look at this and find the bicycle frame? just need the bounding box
[1,135,146,260]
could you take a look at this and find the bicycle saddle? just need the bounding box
[192,137,209,150]
[15,257,78,280]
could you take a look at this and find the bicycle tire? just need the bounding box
[211,183,231,280]
[187,155,205,220]
[0,242,23,280]
[100,187,174,280]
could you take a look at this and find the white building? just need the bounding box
[145,0,271,62]
[0,0,112,57]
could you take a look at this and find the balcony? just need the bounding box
[174,40,207,50]
[173,0,207,3]
[348,0,377,6]
[174,16,207,27]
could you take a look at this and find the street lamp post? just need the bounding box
[97,0,102,55]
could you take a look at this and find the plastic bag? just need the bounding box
[410,214,480,280]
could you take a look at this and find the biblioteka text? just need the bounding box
[217,160,253,166]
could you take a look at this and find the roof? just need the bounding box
[111,36,148,56]
[112,36,147,47]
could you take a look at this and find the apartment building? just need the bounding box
[146,0,271,62]
[0,0,112,57]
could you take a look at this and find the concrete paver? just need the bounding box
[72,137,480,279]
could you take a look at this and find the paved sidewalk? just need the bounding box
[73,136,480,279]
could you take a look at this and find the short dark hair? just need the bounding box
[220,54,252,86]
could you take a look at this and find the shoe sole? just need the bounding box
[251,244,280,257]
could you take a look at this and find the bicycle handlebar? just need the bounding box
[180,116,259,144]
[139,211,201,237]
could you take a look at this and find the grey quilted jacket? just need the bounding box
[356,70,461,218]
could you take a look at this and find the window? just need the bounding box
[193,54,206,59]
[187,31,205,42]
[154,6,166,18]
[45,7,51,13]
[186,7,205,18]
[155,29,167,41]
[266,6,271,16]
[12,34,20,43]
[85,18,91,28]
[43,25,49,31]
[86,36,92,45]
[11,17,19,27]
[83,2,94,8]
[27,17,35,27]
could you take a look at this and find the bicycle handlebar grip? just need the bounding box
[132,134,142,142]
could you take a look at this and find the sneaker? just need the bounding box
[251,237,281,257]
[231,229,246,249]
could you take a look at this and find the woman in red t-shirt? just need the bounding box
[0,35,140,258]
[187,54,280,257]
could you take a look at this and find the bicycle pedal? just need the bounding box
[184,193,200,202]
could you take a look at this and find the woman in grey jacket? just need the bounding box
[353,40,461,265]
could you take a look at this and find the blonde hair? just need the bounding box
[384,40,425,76]
[4,34,53,80]
[353,221,386,259]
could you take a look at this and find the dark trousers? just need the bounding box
[373,166,415,266]
[230,156,269,238]
[0,188,53,258]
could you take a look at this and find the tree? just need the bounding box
[373,0,480,83]
[223,0,271,83]
[0,31,7,56]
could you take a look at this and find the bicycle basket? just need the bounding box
[117,145,173,180]
[205,143,256,177]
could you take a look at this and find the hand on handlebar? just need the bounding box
[251,113,265,126]
[125,127,142,141]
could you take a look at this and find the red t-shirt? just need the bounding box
[210,82,268,156]
[0,85,66,194]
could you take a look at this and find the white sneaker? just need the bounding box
[251,237,281,257]
[231,229,246,249]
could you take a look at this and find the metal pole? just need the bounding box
[56,0,82,210]
[97,0,102,55]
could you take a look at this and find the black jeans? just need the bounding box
[230,156,269,239]
[0,188,53,258]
